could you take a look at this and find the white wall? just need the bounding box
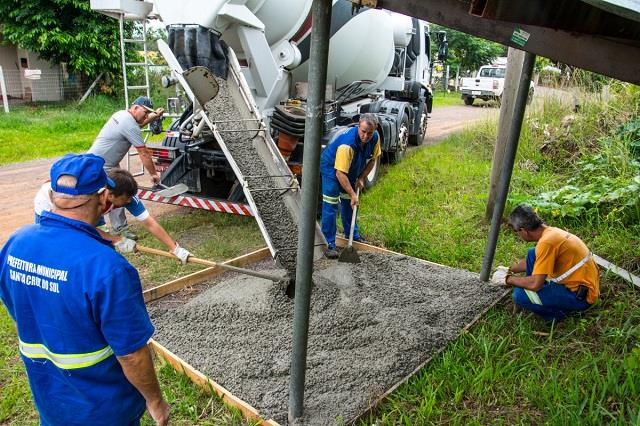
[28,52,63,102]
[0,43,23,97]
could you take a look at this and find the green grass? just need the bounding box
[125,209,264,288]
[355,123,640,424]
[0,96,120,165]
[0,94,171,166]
[433,90,464,107]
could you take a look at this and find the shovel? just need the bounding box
[339,187,361,264]
[155,183,189,197]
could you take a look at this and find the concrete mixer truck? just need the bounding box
[91,0,447,207]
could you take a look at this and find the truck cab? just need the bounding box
[459,59,534,106]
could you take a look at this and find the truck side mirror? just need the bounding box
[437,31,448,61]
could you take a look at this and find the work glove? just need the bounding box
[115,237,137,253]
[172,243,191,265]
[491,265,510,285]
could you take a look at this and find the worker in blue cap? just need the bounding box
[0,153,170,426]
[88,96,165,241]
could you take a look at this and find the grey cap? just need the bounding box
[132,96,154,112]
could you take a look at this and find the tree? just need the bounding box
[432,24,505,74]
[0,0,125,77]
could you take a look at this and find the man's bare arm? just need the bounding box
[335,170,358,207]
[509,259,527,274]
[117,344,170,425]
[506,273,546,291]
[135,146,161,185]
[357,157,377,189]
[140,108,165,127]
[140,216,177,251]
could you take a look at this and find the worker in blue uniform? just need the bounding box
[0,154,170,426]
[320,113,381,259]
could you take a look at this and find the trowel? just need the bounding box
[155,183,189,197]
[339,188,361,264]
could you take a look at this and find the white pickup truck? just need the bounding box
[460,63,533,106]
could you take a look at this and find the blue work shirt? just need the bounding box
[320,126,380,184]
[97,195,149,227]
[34,182,149,226]
[0,211,154,426]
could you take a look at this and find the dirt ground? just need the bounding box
[0,104,494,245]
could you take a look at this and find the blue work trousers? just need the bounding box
[512,248,591,321]
[320,175,359,249]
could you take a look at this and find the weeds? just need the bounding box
[512,85,640,230]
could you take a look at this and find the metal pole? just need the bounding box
[288,0,332,422]
[485,48,525,220]
[0,66,9,113]
[479,51,535,281]
[119,13,129,108]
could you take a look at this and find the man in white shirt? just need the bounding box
[88,96,164,240]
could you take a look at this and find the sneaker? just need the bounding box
[118,229,138,241]
[324,247,339,259]
[353,237,370,245]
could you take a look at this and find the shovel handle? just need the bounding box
[347,187,360,248]
[136,245,283,282]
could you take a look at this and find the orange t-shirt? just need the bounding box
[533,226,600,304]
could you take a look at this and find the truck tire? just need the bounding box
[409,109,427,146]
[364,155,381,190]
[386,113,409,164]
[463,96,474,106]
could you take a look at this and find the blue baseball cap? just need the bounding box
[132,96,154,112]
[50,154,115,196]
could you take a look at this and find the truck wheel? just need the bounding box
[408,110,427,146]
[387,114,409,164]
[364,155,381,190]
[463,96,474,106]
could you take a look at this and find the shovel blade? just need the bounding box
[156,183,189,197]
[338,246,360,264]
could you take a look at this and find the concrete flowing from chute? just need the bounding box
[149,252,506,425]
[204,76,300,280]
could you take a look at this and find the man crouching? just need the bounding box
[494,204,599,321]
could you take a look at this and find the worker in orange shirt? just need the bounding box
[493,204,599,321]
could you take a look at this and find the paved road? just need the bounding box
[424,104,497,145]
[0,104,497,244]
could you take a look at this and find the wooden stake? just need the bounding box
[149,339,280,426]
[78,72,103,104]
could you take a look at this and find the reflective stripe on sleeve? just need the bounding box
[322,195,339,205]
[524,289,543,305]
[19,340,114,370]
[339,193,351,200]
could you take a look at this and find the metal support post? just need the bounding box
[288,0,332,422]
[0,66,9,113]
[479,51,535,281]
[485,48,525,220]
[119,14,129,108]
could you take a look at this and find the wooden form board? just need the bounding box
[145,241,502,425]
[149,339,280,426]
